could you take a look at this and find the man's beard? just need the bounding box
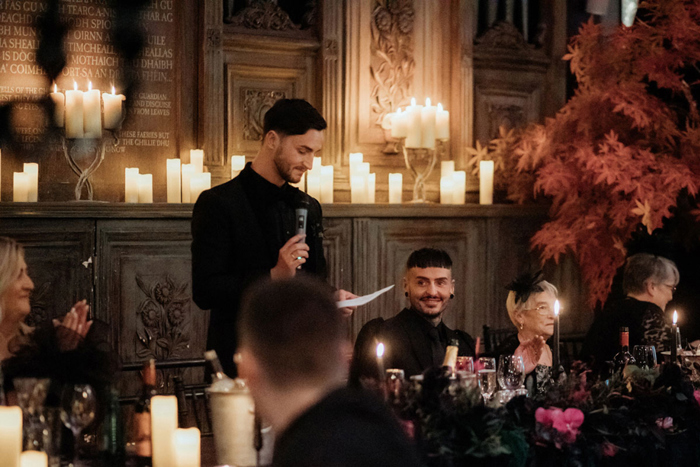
[273,147,302,184]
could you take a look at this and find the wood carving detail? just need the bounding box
[135,275,192,361]
[26,281,52,328]
[207,28,222,48]
[488,103,524,138]
[477,21,532,51]
[370,0,415,126]
[324,39,339,57]
[229,0,299,31]
[242,89,287,141]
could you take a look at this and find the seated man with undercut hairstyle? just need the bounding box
[349,248,476,386]
[236,277,421,467]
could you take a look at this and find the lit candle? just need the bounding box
[125,168,140,203]
[190,150,204,174]
[83,81,102,139]
[349,152,363,175]
[49,83,64,127]
[452,171,466,204]
[13,172,29,202]
[350,175,365,204]
[65,81,84,139]
[436,103,450,141]
[388,173,402,204]
[440,177,454,204]
[320,165,333,204]
[671,310,678,362]
[404,98,423,149]
[0,406,22,467]
[441,160,454,179]
[553,300,560,373]
[376,343,385,382]
[420,97,437,149]
[190,172,211,203]
[151,396,178,467]
[166,159,181,203]
[367,173,376,204]
[230,155,245,179]
[20,451,47,467]
[103,86,125,130]
[172,428,200,467]
[312,157,322,172]
[307,171,321,201]
[181,164,194,203]
[138,174,153,204]
[23,163,38,202]
[391,108,408,139]
[479,160,494,205]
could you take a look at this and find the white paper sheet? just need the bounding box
[337,284,395,308]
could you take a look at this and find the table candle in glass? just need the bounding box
[167,159,181,203]
[23,163,38,202]
[388,173,402,204]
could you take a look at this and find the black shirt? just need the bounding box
[272,387,421,467]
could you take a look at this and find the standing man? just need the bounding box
[192,99,355,376]
[349,248,476,386]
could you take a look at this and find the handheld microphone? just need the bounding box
[295,201,309,241]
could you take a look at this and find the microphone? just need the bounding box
[295,200,309,240]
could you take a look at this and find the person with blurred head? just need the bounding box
[581,253,678,367]
[236,277,420,467]
[349,248,476,386]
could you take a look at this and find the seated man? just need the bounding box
[349,248,476,386]
[236,277,421,467]
[581,252,678,367]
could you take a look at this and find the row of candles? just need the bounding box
[49,82,125,138]
[0,396,200,467]
[386,98,450,149]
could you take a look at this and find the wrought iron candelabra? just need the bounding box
[61,130,120,201]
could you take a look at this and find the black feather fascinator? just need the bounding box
[506,270,545,305]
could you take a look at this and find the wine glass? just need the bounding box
[455,356,474,373]
[498,355,526,401]
[633,345,657,369]
[477,357,497,402]
[60,384,97,465]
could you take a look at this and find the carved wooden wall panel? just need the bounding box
[322,218,353,293]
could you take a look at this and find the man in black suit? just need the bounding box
[349,248,476,385]
[191,99,355,376]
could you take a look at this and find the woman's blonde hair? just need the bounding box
[506,280,558,328]
[0,237,24,304]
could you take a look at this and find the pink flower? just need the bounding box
[694,390,700,406]
[656,417,673,430]
[535,407,555,426]
[552,408,585,443]
[602,441,618,457]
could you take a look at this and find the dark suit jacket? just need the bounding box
[191,167,326,376]
[349,308,476,386]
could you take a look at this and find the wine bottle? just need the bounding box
[442,339,459,374]
[102,385,125,466]
[613,327,636,371]
[205,350,235,391]
[131,359,157,461]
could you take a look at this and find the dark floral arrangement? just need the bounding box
[397,362,700,467]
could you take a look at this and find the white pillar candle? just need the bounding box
[290,172,305,191]
[0,149,2,201]
[181,164,194,203]
[436,103,450,141]
[479,160,494,205]
[453,171,466,204]
[138,174,153,204]
[13,172,29,202]
[350,175,365,204]
[103,86,125,130]
[166,159,181,203]
[230,155,245,179]
[0,406,22,467]
[190,172,211,204]
[151,396,178,467]
[312,157,322,172]
[390,108,408,139]
[307,172,321,201]
[404,98,423,148]
[190,150,204,174]
[125,168,139,203]
[440,177,454,204]
[349,152,363,175]
[20,451,47,467]
[83,82,102,139]
[367,173,376,204]
[441,160,454,180]
[23,163,38,202]
[420,98,437,149]
[50,83,64,128]
[65,82,84,139]
[320,165,333,204]
[172,428,200,467]
[388,173,402,204]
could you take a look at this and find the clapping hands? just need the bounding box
[514,335,549,374]
[53,300,93,352]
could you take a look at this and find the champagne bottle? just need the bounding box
[613,327,636,371]
[442,339,459,374]
[205,350,235,391]
[131,359,157,461]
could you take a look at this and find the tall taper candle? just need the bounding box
[166,159,181,203]
[376,343,385,382]
[103,86,125,130]
[65,82,84,139]
[0,406,22,467]
[420,98,436,149]
[404,98,423,149]
[83,81,102,139]
[671,310,678,362]
[553,300,560,373]
[49,83,65,128]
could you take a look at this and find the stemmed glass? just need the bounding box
[633,345,657,369]
[498,355,526,401]
[477,357,497,402]
[60,384,97,465]
[455,356,475,373]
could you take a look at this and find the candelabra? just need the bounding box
[61,131,120,201]
[399,140,447,203]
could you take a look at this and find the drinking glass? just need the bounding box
[498,355,526,398]
[60,384,97,465]
[633,345,657,369]
[455,356,474,373]
[13,377,50,451]
[477,357,497,401]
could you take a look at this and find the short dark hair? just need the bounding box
[406,248,453,270]
[238,277,344,388]
[623,253,679,295]
[262,98,327,138]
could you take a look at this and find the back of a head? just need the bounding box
[406,248,452,270]
[262,99,327,138]
[0,237,23,299]
[623,253,679,295]
[239,277,343,388]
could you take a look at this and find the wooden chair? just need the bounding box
[482,325,516,354]
[560,334,586,369]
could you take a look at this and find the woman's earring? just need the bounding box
[519,322,524,330]
[450,293,454,299]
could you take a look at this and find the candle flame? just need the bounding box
[376,342,385,358]
[112,85,116,95]
[88,81,92,91]
[425,97,431,107]
[437,103,443,112]
[673,310,678,324]
[554,300,560,317]
[53,83,57,93]
[73,81,77,91]
[410,97,416,106]
[397,107,402,114]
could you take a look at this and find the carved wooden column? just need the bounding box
[451,0,476,172]
[201,0,225,177]
[320,0,344,169]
